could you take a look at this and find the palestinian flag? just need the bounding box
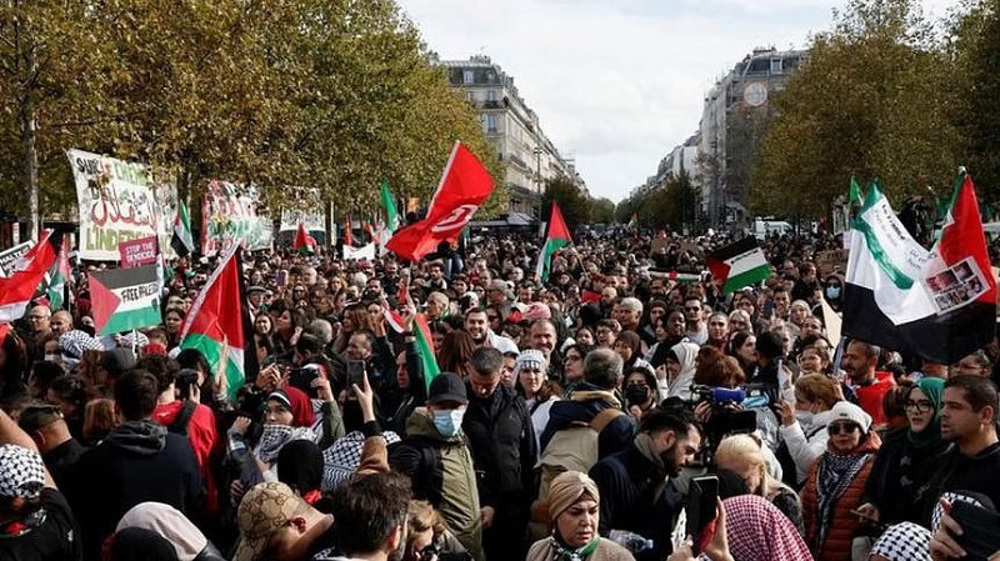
[172,200,195,257]
[535,202,572,282]
[627,213,638,230]
[648,270,701,283]
[45,237,71,310]
[382,302,441,391]
[179,245,257,399]
[379,182,399,255]
[707,237,771,294]
[844,174,996,363]
[89,264,161,335]
[0,231,56,323]
[294,222,317,255]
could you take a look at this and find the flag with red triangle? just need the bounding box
[381,301,441,392]
[294,222,317,255]
[386,142,494,261]
[89,264,161,335]
[535,202,572,282]
[44,236,71,310]
[0,230,56,323]
[179,244,256,398]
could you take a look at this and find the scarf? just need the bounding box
[633,433,668,501]
[255,424,315,464]
[815,446,871,548]
[116,502,208,561]
[723,495,812,561]
[550,534,601,561]
[906,377,945,450]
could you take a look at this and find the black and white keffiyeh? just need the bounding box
[321,430,401,491]
[0,444,45,500]
[870,522,931,561]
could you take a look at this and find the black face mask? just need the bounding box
[625,385,650,408]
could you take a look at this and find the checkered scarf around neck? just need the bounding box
[320,430,402,491]
[0,445,47,538]
[722,495,812,561]
[815,445,874,548]
[870,522,932,561]
[254,424,315,464]
[548,532,600,561]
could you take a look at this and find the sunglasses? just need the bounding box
[827,422,860,435]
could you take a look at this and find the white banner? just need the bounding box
[67,149,177,261]
[343,243,376,261]
[201,180,273,256]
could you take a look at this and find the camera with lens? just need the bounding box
[686,384,770,464]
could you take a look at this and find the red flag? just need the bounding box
[386,142,494,261]
[344,214,354,247]
[294,223,317,255]
[0,231,56,323]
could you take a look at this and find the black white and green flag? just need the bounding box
[89,264,162,335]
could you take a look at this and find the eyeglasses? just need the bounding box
[904,400,934,413]
[685,306,701,312]
[827,422,860,435]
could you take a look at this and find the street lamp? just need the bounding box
[533,146,544,222]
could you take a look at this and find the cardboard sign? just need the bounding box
[816,248,849,277]
[118,236,159,268]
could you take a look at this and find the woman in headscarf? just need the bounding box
[663,341,699,401]
[526,471,635,561]
[114,502,226,561]
[801,401,882,561]
[516,349,560,450]
[856,377,948,528]
[228,386,316,497]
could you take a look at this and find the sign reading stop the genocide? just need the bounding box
[119,236,159,268]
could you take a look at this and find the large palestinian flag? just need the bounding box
[89,265,162,335]
[179,245,256,398]
[844,174,996,363]
[535,202,572,282]
[707,237,771,294]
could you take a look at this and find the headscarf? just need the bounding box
[667,341,699,400]
[547,470,600,523]
[277,440,324,505]
[723,494,812,561]
[267,387,315,427]
[906,377,944,449]
[116,502,208,561]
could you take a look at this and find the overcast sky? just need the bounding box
[397,0,957,203]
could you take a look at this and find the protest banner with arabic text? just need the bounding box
[201,180,273,256]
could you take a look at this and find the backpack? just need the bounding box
[168,400,198,437]
[530,408,624,534]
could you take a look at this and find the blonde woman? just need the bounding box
[715,434,805,536]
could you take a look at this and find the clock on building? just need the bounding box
[743,82,768,107]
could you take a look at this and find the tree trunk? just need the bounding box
[22,94,38,242]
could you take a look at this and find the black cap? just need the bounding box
[428,373,467,405]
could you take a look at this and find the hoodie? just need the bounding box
[68,420,203,559]
[539,384,636,459]
[389,408,484,561]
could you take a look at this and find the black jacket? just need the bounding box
[462,383,537,513]
[68,420,202,559]
[589,442,684,561]
[861,428,948,526]
[918,441,1000,526]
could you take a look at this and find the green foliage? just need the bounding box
[616,171,698,233]
[590,197,616,224]
[541,175,590,231]
[751,0,961,217]
[0,0,502,224]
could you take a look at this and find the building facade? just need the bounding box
[440,55,584,217]
[697,47,806,227]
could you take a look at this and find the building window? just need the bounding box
[466,91,474,102]
[486,90,497,102]
[463,69,474,84]
[770,58,783,74]
[486,114,498,133]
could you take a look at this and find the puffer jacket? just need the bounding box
[801,431,881,561]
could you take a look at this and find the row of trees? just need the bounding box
[752,0,1000,217]
[614,171,699,233]
[540,175,615,232]
[0,0,503,237]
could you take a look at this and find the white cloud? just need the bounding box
[399,0,959,202]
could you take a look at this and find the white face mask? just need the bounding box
[44,354,61,363]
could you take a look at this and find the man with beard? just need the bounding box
[842,339,895,431]
[465,308,518,355]
[588,405,701,561]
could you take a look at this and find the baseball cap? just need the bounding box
[427,372,467,405]
[233,482,309,561]
[0,444,45,501]
[17,403,64,434]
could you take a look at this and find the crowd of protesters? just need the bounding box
[1,225,1000,561]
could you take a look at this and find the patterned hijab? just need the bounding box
[723,495,813,561]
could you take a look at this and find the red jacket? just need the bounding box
[855,371,895,429]
[152,400,220,514]
[802,432,881,561]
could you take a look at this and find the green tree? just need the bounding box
[541,175,589,231]
[751,0,960,218]
[590,197,616,223]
